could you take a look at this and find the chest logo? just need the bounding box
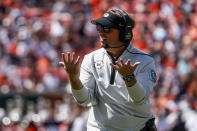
[94,60,104,70]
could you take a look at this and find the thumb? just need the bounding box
[59,61,65,68]
[59,61,64,65]
[133,62,141,69]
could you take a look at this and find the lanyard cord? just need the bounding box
[110,56,118,84]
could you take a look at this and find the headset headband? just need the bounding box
[113,9,132,30]
[112,9,133,45]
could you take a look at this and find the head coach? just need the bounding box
[60,8,157,131]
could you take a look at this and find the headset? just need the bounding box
[101,9,134,49]
[113,9,134,47]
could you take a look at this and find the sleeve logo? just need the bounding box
[149,69,157,83]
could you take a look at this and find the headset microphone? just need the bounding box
[102,44,124,49]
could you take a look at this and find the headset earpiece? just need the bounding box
[112,9,133,46]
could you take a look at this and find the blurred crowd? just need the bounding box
[0,0,196,131]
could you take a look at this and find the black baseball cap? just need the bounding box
[91,10,126,29]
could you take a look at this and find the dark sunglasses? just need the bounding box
[96,24,111,33]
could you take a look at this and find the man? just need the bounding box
[60,8,157,131]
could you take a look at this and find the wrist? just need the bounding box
[68,75,79,81]
[125,78,136,87]
[123,74,136,87]
[123,74,135,82]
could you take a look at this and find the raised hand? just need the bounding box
[110,58,140,78]
[59,52,81,78]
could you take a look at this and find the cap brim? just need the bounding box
[91,17,117,28]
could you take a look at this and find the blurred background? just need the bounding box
[0,0,196,131]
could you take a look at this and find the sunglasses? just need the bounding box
[96,24,111,33]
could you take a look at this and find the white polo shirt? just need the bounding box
[72,44,157,131]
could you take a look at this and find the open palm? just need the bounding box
[59,52,81,78]
[110,58,140,77]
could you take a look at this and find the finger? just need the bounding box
[110,63,119,70]
[59,61,64,65]
[120,58,126,66]
[62,53,67,64]
[68,52,71,63]
[133,62,141,69]
[59,61,65,68]
[72,52,75,64]
[126,59,131,66]
[75,56,81,65]
[115,61,122,67]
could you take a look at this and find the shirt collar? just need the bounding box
[103,43,134,60]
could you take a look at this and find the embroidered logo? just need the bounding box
[118,23,124,27]
[104,13,109,17]
[149,69,157,83]
[95,60,104,70]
